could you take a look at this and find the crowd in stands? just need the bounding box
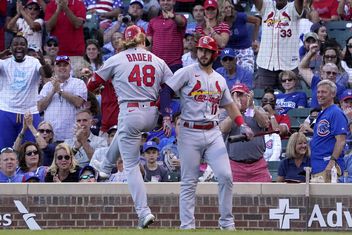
[1,0,352,184]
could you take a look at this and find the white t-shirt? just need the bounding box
[0,56,41,113]
[16,18,44,50]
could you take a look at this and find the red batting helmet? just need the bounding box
[196,36,218,60]
[124,25,146,43]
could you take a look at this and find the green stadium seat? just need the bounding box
[268,161,281,182]
[287,108,311,131]
[326,21,352,48]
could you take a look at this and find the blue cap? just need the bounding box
[79,165,97,178]
[340,89,352,101]
[143,141,159,152]
[220,48,238,60]
[22,172,40,182]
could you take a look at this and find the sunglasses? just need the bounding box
[222,57,234,62]
[25,150,39,156]
[80,174,95,180]
[47,43,58,47]
[324,55,337,59]
[38,129,53,134]
[57,155,70,160]
[0,147,14,154]
[281,78,294,83]
[324,71,338,76]
[347,44,352,49]
[55,55,69,61]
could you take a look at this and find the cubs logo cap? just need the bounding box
[340,89,352,101]
[220,48,238,60]
[231,83,250,94]
[143,141,159,153]
[204,0,218,9]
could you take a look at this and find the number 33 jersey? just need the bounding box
[256,0,302,71]
[96,47,173,103]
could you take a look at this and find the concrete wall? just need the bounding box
[1,183,352,231]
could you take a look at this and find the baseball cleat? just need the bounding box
[137,214,155,229]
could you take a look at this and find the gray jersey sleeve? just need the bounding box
[95,54,119,81]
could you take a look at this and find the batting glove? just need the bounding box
[240,124,254,140]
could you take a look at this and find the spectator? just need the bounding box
[299,32,322,75]
[186,4,204,32]
[143,0,160,21]
[310,22,328,45]
[102,31,124,61]
[142,141,169,182]
[253,0,303,89]
[299,43,346,108]
[79,165,98,182]
[182,30,197,67]
[83,39,103,71]
[0,35,51,150]
[22,171,41,182]
[17,141,47,182]
[221,0,260,72]
[85,0,122,26]
[7,0,44,51]
[277,132,311,182]
[338,89,352,150]
[45,142,80,182]
[65,109,107,167]
[147,0,187,72]
[261,88,291,137]
[311,0,339,22]
[37,56,87,142]
[338,0,352,20]
[195,0,230,51]
[13,113,56,166]
[0,147,23,182]
[310,80,347,183]
[215,47,253,90]
[45,0,86,72]
[299,107,321,137]
[109,158,127,182]
[220,83,271,182]
[341,36,352,85]
[276,70,307,115]
[43,36,59,66]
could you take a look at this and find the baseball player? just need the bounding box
[93,25,173,228]
[160,36,254,230]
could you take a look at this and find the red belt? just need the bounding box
[127,101,157,108]
[183,121,216,130]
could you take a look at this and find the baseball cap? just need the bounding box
[220,48,237,60]
[143,141,159,153]
[46,36,59,45]
[124,25,145,41]
[79,165,98,179]
[340,89,352,101]
[22,172,40,182]
[130,0,144,8]
[28,44,40,52]
[204,0,218,9]
[231,83,250,94]
[55,55,70,65]
[26,0,39,6]
[107,125,118,135]
[304,32,318,42]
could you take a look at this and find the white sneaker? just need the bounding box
[220,225,236,231]
[137,214,155,229]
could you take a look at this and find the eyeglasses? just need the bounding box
[47,43,58,47]
[57,155,70,160]
[324,71,338,76]
[25,150,39,156]
[324,55,337,59]
[347,44,352,49]
[281,78,294,83]
[0,147,14,154]
[38,129,53,134]
[80,174,95,180]
[222,57,234,62]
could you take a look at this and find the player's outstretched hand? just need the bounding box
[162,116,172,137]
[240,124,254,140]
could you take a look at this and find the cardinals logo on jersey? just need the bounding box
[188,80,222,104]
[263,11,291,28]
[317,119,330,137]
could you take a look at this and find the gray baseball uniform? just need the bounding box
[166,63,235,229]
[96,47,173,219]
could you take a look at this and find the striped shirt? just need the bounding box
[195,22,230,49]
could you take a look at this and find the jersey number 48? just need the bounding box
[128,64,156,87]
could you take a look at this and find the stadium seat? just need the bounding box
[287,108,311,132]
[326,21,352,48]
[280,139,289,159]
[268,161,281,182]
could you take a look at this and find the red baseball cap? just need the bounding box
[124,25,145,42]
[231,83,250,94]
[204,0,218,9]
[26,0,39,6]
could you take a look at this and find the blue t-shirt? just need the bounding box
[276,91,307,115]
[278,156,311,182]
[226,12,251,49]
[310,104,348,174]
[16,166,47,182]
[310,75,346,108]
[216,65,253,90]
[0,171,23,183]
